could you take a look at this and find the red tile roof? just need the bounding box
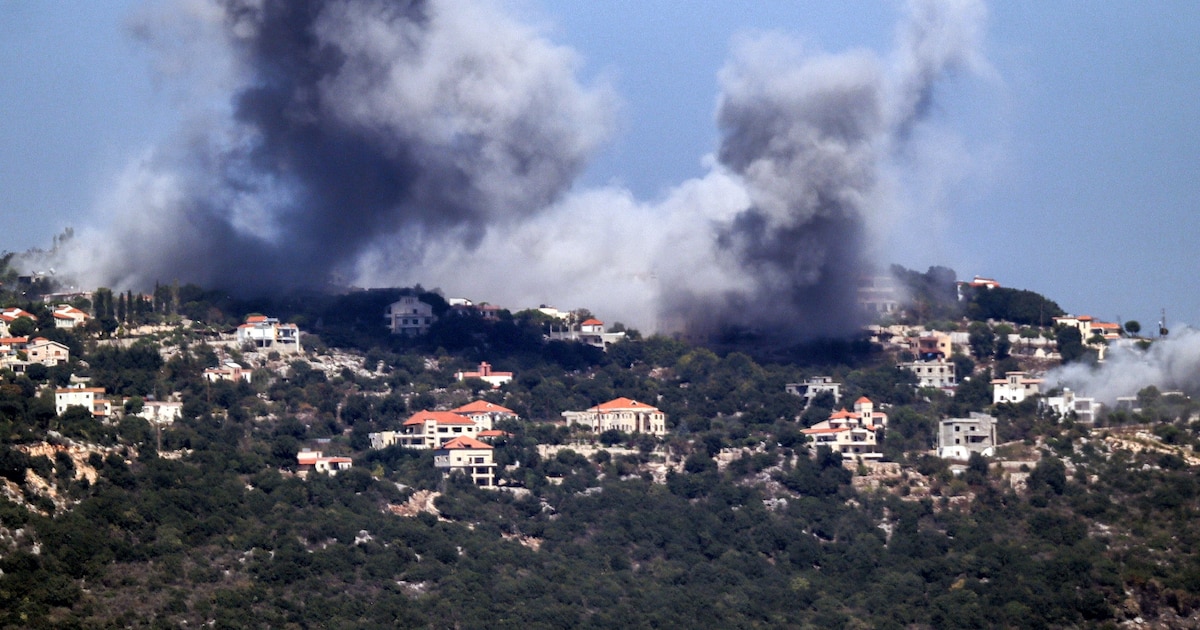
[452,400,515,415]
[403,410,477,426]
[438,436,493,450]
[581,318,603,326]
[592,397,659,412]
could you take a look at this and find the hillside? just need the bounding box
[0,280,1198,628]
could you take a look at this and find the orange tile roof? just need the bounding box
[246,315,268,322]
[438,436,493,450]
[477,430,511,438]
[581,318,603,326]
[592,397,658,412]
[452,400,515,414]
[0,337,28,344]
[403,410,477,426]
[802,427,850,434]
[855,396,872,404]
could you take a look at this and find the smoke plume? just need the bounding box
[1046,330,1200,405]
[44,0,987,340]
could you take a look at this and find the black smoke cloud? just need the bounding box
[46,0,986,340]
[51,0,611,293]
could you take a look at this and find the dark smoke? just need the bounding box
[44,0,986,340]
[53,0,611,293]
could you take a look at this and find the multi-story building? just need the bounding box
[992,371,1042,404]
[51,305,90,329]
[562,397,667,436]
[938,413,998,459]
[373,411,480,450]
[785,376,842,407]
[801,397,887,460]
[1041,389,1099,424]
[449,400,518,431]
[236,315,301,353]
[204,361,252,383]
[55,385,112,418]
[26,337,69,366]
[434,437,496,487]
[898,359,957,391]
[385,296,436,336]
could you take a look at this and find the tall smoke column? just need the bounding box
[1046,329,1200,405]
[658,0,986,341]
[51,0,611,293]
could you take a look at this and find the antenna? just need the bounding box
[1159,308,1169,338]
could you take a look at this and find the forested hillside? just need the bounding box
[1,279,1198,628]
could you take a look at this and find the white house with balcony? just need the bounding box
[434,436,496,487]
[562,397,667,436]
[236,315,301,353]
[1041,389,1099,424]
[55,385,112,418]
[372,410,481,450]
[785,376,842,407]
[52,305,90,329]
[801,397,888,460]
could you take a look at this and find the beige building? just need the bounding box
[562,397,667,436]
[434,436,496,487]
[898,359,956,390]
[297,450,353,475]
[450,400,518,431]
[204,361,252,383]
[373,411,480,450]
[801,397,888,460]
[26,337,69,366]
[52,305,90,329]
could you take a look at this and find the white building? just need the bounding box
[455,362,513,389]
[562,397,667,436]
[297,450,353,475]
[785,376,842,407]
[898,359,957,390]
[801,397,888,460]
[449,400,518,432]
[385,296,436,336]
[547,318,626,349]
[51,305,90,329]
[938,413,998,459]
[434,436,496,487]
[1041,389,1099,424]
[55,385,112,418]
[992,371,1042,404]
[137,401,184,425]
[373,411,481,450]
[0,308,36,337]
[236,315,301,353]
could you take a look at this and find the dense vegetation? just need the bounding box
[0,271,1197,627]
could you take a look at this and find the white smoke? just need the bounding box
[1045,329,1200,405]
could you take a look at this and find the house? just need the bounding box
[1053,315,1121,343]
[898,359,956,391]
[1041,389,1099,424]
[297,450,353,475]
[911,332,953,360]
[938,413,998,459]
[562,397,667,436]
[0,336,29,371]
[455,362,513,389]
[956,276,1001,300]
[374,410,480,450]
[434,436,496,487]
[0,308,36,336]
[785,376,842,407]
[857,275,901,315]
[55,385,112,418]
[136,401,184,425]
[547,318,626,349]
[450,400,518,431]
[52,304,90,329]
[236,315,301,353]
[204,361,252,383]
[385,296,436,336]
[992,371,1042,404]
[26,337,69,366]
[801,397,888,460]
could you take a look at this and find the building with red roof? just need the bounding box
[236,314,301,353]
[370,410,480,450]
[450,400,518,431]
[434,436,496,487]
[297,450,353,476]
[801,397,886,460]
[454,362,513,389]
[562,397,666,436]
[51,304,90,329]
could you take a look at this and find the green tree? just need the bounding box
[1124,320,1141,336]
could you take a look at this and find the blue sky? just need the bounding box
[2,1,1199,330]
